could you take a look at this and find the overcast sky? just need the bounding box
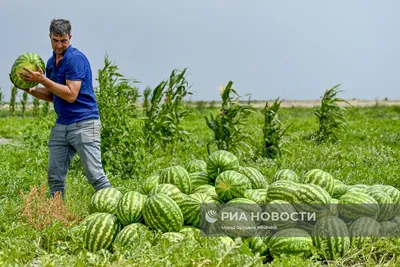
[1,0,399,101]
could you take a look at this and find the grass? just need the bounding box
[0,105,400,266]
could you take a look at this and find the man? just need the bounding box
[10,19,111,197]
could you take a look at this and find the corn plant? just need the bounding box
[20,92,28,117]
[261,98,290,158]
[9,86,17,117]
[32,98,40,117]
[204,81,254,155]
[142,68,192,147]
[313,84,350,143]
[95,55,142,177]
[0,87,4,110]
[41,101,50,116]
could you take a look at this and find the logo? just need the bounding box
[205,209,218,223]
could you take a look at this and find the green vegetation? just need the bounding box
[1,59,400,266]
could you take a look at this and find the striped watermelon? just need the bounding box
[226,198,263,223]
[160,232,185,243]
[268,228,313,258]
[216,206,257,237]
[179,226,201,239]
[189,172,214,189]
[332,179,348,199]
[349,217,382,248]
[393,216,400,224]
[185,159,207,173]
[83,213,120,252]
[192,184,218,197]
[10,53,46,89]
[206,150,240,179]
[139,174,159,195]
[272,169,299,183]
[365,188,393,222]
[266,180,299,203]
[301,169,335,196]
[214,170,252,202]
[380,221,399,237]
[159,166,192,194]
[338,192,380,222]
[243,189,269,204]
[238,166,268,189]
[142,194,184,233]
[245,236,270,256]
[293,183,332,221]
[312,216,350,260]
[265,200,298,230]
[116,191,147,226]
[329,198,339,217]
[89,188,123,215]
[346,184,372,194]
[373,184,400,219]
[112,223,150,248]
[180,192,219,227]
[148,183,187,207]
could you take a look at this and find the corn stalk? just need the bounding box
[314,84,350,143]
[204,81,254,155]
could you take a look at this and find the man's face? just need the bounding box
[50,33,71,55]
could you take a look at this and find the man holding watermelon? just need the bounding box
[9,19,111,198]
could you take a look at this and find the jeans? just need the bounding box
[47,119,111,197]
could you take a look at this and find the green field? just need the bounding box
[1,103,400,266]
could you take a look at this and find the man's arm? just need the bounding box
[20,65,81,103]
[24,87,54,102]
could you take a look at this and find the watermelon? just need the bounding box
[365,188,393,222]
[139,174,159,195]
[332,179,348,199]
[243,189,269,204]
[349,217,382,248]
[10,53,46,89]
[83,213,120,252]
[301,169,335,196]
[226,198,263,223]
[245,236,270,256]
[272,169,299,183]
[238,166,268,189]
[214,170,252,202]
[116,191,147,226]
[180,192,219,227]
[160,232,185,243]
[264,200,298,230]
[268,228,313,258]
[148,183,187,207]
[89,188,123,215]
[293,183,332,221]
[372,185,400,219]
[142,194,184,233]
[338,191,380,222]
[189,172,214,189]
[206,150,240,179]
[185,159,207,173]
[380,221,399,237]
[312,216,350,260]
[266,180,299,203]
[158,166,192,194]
[113,223,150,248]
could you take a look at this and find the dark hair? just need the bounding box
[49,19,71,35]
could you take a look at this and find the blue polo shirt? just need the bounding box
[46,45,99,125]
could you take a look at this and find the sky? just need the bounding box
[1,0,400,101]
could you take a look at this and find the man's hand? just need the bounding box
[19,64,45,84]
[9,73,36,93]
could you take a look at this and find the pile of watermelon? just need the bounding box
[80,150,400,261]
